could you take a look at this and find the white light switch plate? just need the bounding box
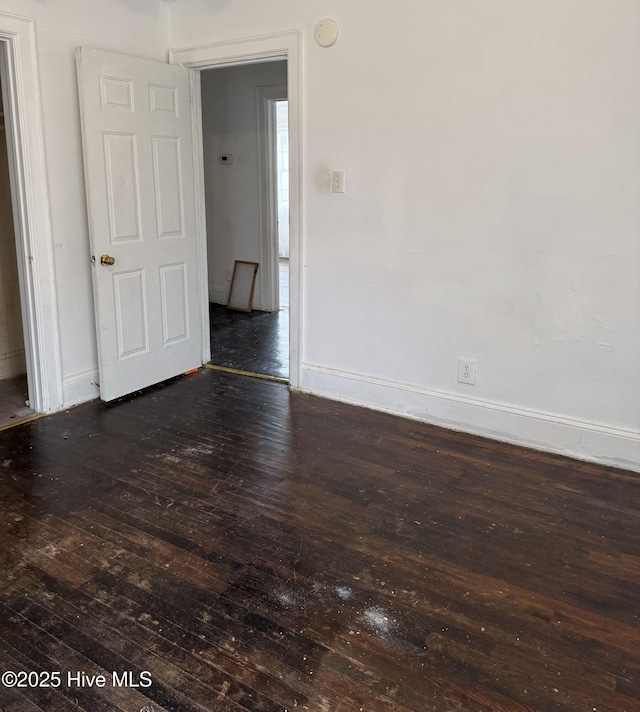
[332,170,345,193]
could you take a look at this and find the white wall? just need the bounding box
[201,61,287,309]
[0,104,24,380]
[0,0,170,405]
[170,0,640,471]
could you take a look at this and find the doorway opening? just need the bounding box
[170,30,302,388]
[0,51,34,426]
[201,62,289,382]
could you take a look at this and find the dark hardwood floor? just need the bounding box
[209,259,289,381]
[0,369,639,712]
[208,304,288,381]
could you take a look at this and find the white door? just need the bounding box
[77,48,201,401]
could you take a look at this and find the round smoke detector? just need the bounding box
[314,19,339,48]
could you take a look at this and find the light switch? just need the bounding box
[332,170,346,193]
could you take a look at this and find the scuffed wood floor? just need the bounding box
[0,369,639,711]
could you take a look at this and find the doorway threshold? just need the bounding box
[204,363,288,384]
[0,411,43,432]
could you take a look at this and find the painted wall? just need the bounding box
[0,0,170,404]
[170,0,640,470]
[201,61,287,309]
[0,100,24,380]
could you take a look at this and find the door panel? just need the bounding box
[103,133,142,242]
[99,76,134,111]
[149,84,178,116]
[152,137,184,238]
[160,263,189,345]
[114,269,148,359]
[77,48,201,401]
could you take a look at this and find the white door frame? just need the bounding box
[170,30,302,388]
[257,85,287,312]
[0,12,63,413]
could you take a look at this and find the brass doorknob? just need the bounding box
[100,254,115,266]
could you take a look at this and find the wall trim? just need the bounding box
[208,286,228,304]
[209,285,268,311]
[300,363,640,473]
[256,84,287,313]
[0,12,64,413]
[170,30,301,65]
[62,368,99,407]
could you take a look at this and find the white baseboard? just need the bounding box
[0,349,26,380]
[209,286,229,305]
[209,285,265,310]
[300,363,640,473]
[62,368,100,407]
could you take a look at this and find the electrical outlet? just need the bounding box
[458,358,476,385]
